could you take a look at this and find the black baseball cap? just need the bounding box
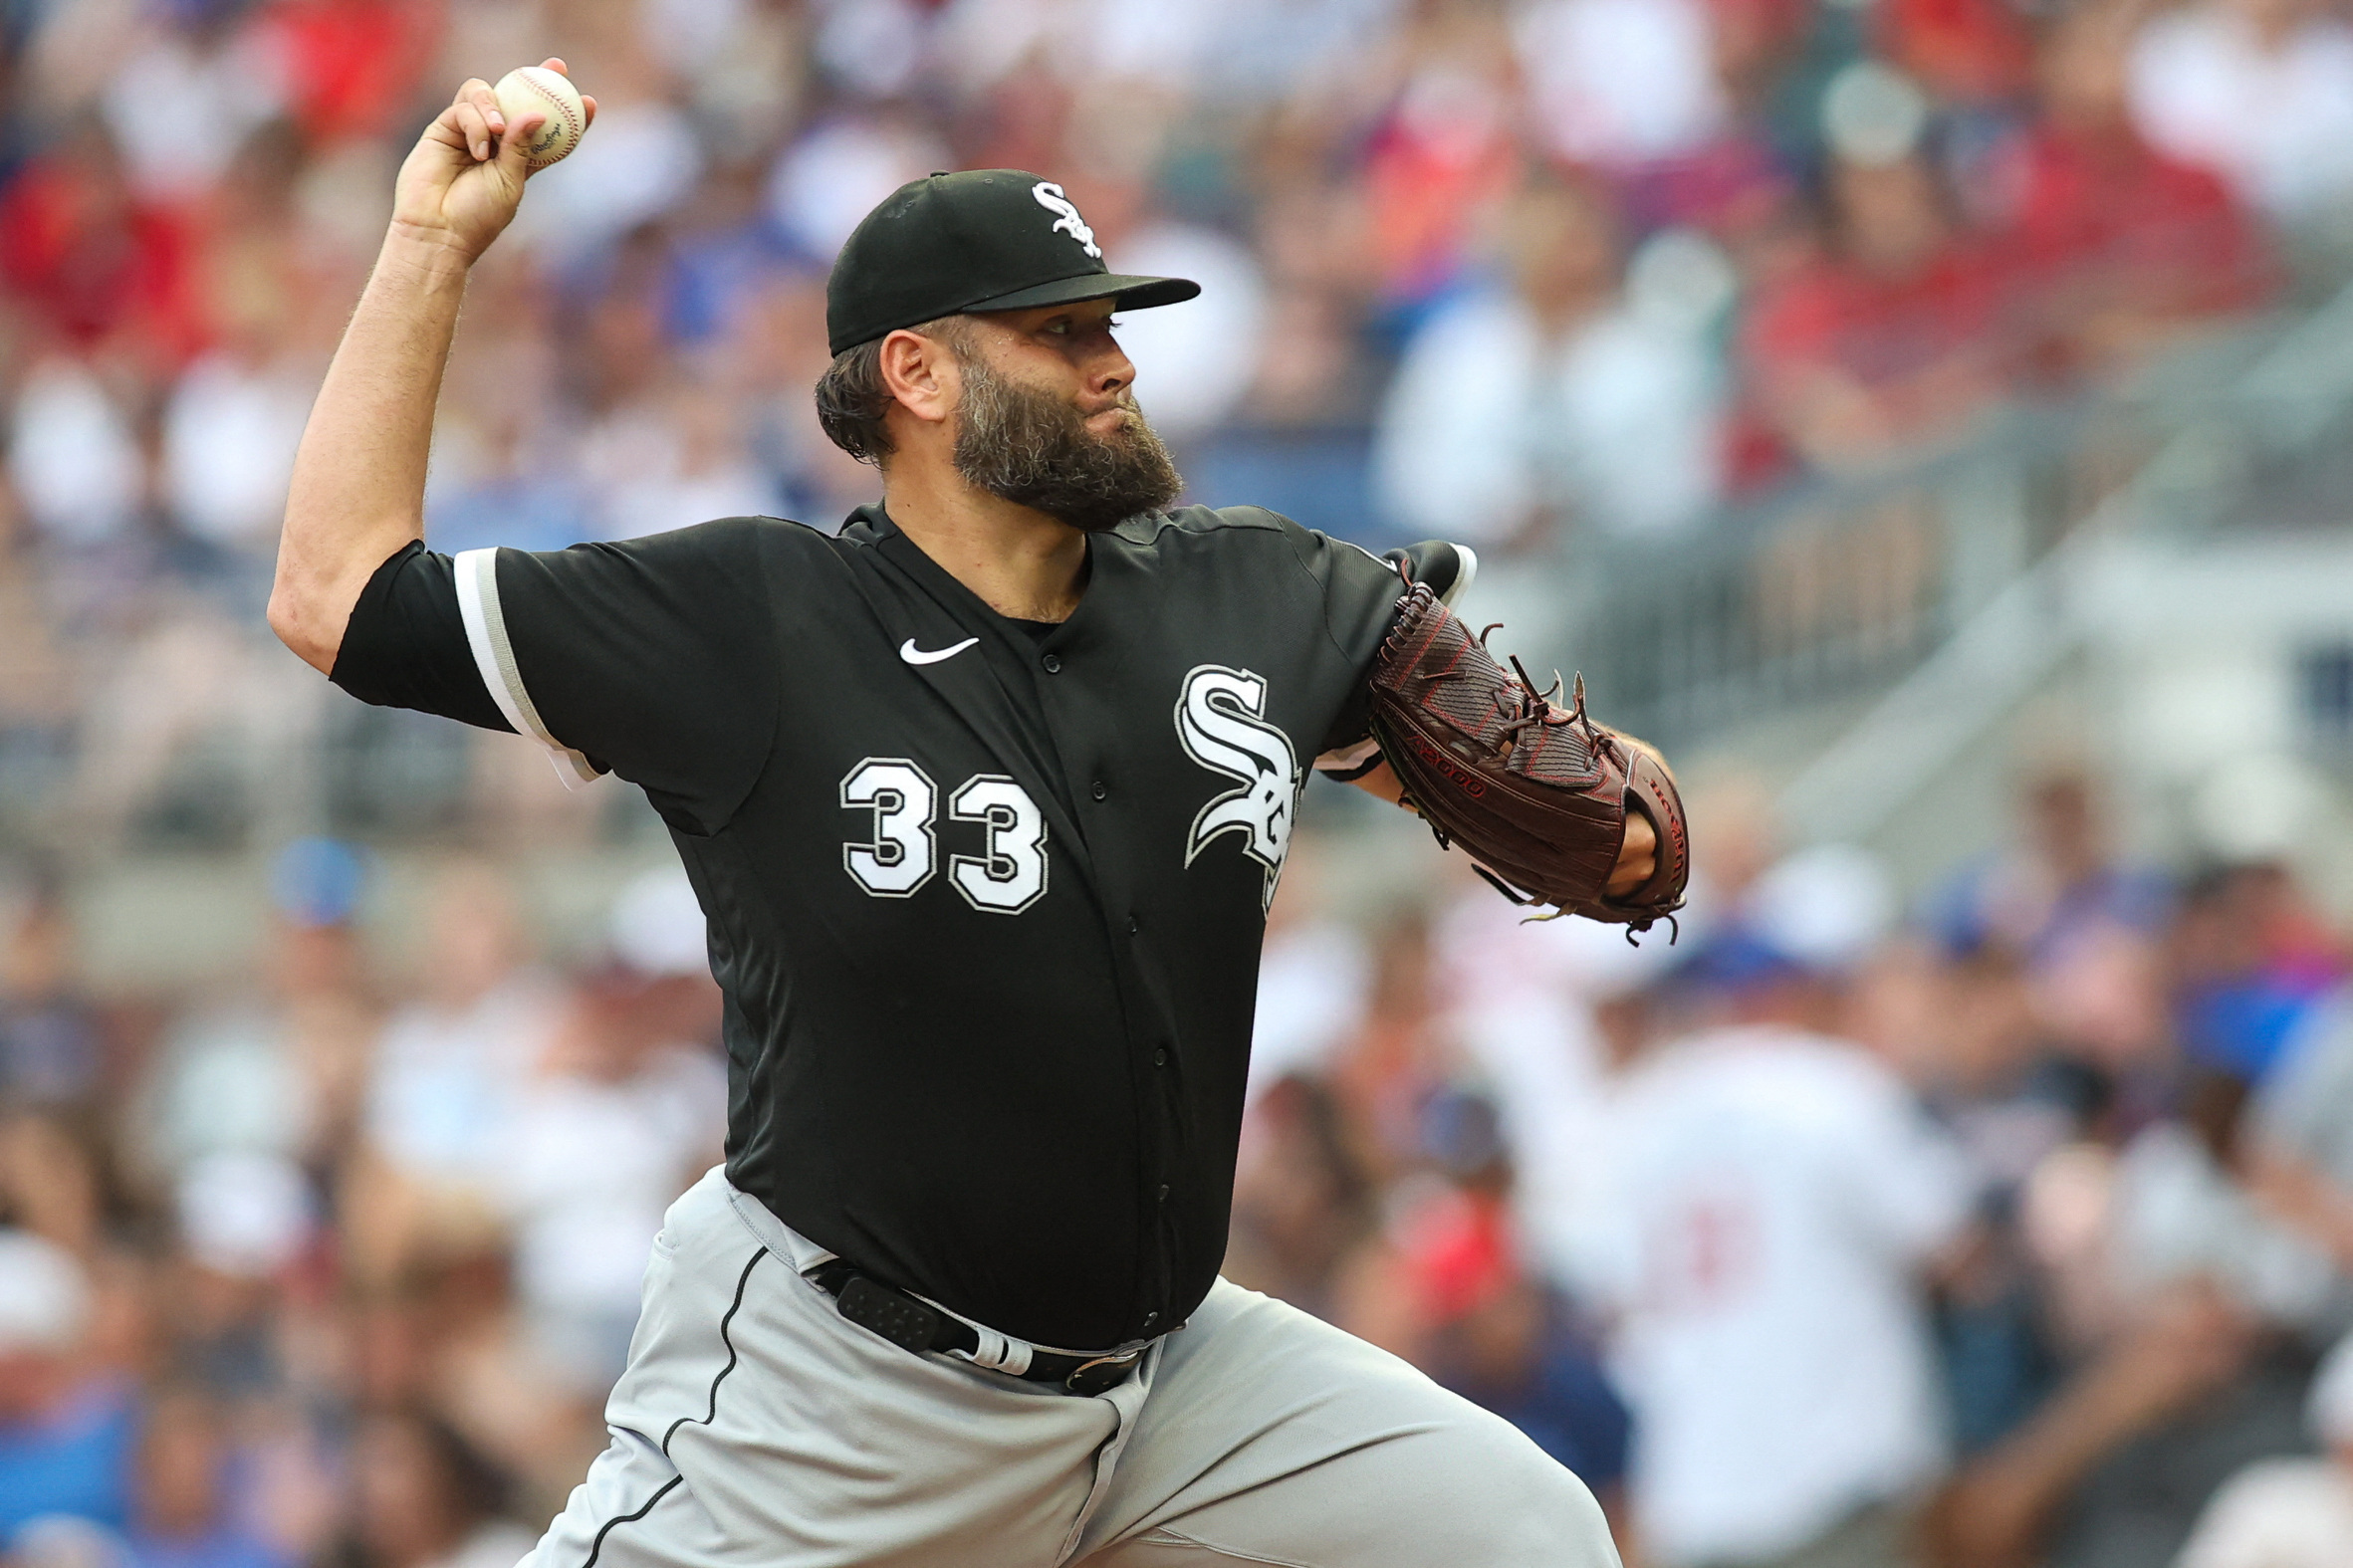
[825,169,1199,356]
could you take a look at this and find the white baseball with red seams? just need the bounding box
[493,66,587,171]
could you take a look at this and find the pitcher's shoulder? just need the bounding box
[683,514,872,575]
[1111,507,1473,602]
[1120,505,1410,562]
[1113,504,1323,555]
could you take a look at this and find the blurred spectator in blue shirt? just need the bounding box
[2172,862,2346,1087]
[0,1230,134,1539]
[1928,768,2172,1016]
[119,1385,286,1568]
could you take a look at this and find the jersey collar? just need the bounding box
[841,502,1110,654]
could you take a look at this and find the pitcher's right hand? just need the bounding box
[390,59,596,264]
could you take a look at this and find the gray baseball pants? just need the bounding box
[523,1168,1617,1568]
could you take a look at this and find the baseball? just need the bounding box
[493,66,588,172]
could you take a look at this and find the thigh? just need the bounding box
[528,1171,1127,1568]
[1076,1280,1619,1568]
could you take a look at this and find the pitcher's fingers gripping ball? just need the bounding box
[494,65,588,170]
[1369,577,1691,934]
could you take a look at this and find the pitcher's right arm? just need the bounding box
[267,63,592,674]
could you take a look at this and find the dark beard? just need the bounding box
[950,354,1184,533]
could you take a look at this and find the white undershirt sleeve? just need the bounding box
[452,548,601,785]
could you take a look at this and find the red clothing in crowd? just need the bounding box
[1999,122,2271,368]
[1881,0,2036,104]
[0,157,207,366]
[1362,90,1522,306]
[1742,236,2011,442]
[1623,132,1795,247]
[256,0,443,146]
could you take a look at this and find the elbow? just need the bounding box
[266,584,338,676]
[264,586,297,648]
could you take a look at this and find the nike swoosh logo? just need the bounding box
[899,636,980,666]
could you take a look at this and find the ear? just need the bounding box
[877,328,960,431]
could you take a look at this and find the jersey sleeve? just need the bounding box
[331,542,514,735]
[331,518,782,833]
[1267,516,1476,766]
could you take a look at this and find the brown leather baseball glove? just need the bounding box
[1367,579,1689,936]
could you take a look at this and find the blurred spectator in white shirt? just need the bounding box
[8,357,146,549]
[1226,0,1409,106]
[1434,885,1681,1298]
[1373,172,1724,554]
[811,0,934,102]
[1514,0,1727,169]
[100,6,284,203]
[166,1147,316,1399]
[502,868,724,1391]
[1247,834,1366,1098]
[162,334,313,555]
[931,0,1231,98]
[1571,937,1974,1568]
[360,863,562,1274]
[582,378,781,544]
[156,120,326,560]
[766,112,950,264]
[2176,1328,2353,1568]
[2112,1072,2340,1333]
[2245,989,2353,1278]
[138,840,374,1185]
[514,92,705,266]
[2128,0,2353,230]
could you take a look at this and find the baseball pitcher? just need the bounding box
[269,67,1686,1568]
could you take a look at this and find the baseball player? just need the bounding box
[271,70,1683,1568]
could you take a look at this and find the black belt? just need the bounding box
[809,1261,1145,1396]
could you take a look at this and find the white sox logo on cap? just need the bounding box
[1031,181,1102,260]
[1176,665,1299,912]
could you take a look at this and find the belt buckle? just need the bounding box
[1063,1350,1140,1395]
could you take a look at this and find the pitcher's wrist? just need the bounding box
[380,221,478,285]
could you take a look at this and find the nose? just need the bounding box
[1090,337,1135,401]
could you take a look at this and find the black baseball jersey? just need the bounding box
[332,504,1466,1350]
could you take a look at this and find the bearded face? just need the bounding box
[948,343,1184,533]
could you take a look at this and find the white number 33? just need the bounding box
[838,759,1049,913]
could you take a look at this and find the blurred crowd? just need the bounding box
[1,850,729,1567]
[13,764,2353,1568]
[2,0,2351,847]
[1234,762,2353,1568]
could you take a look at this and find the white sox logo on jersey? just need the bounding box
[1031,181,1102,260]
[1176,665,1299,911]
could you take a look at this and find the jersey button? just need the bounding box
[1126,915,1140,935]
[1143,1311,1160,1328]
[1042,653,1061,673]
[1153,1048,1168,1067]
[1091,780,1107,801]
[1156,1184,1170,1202]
